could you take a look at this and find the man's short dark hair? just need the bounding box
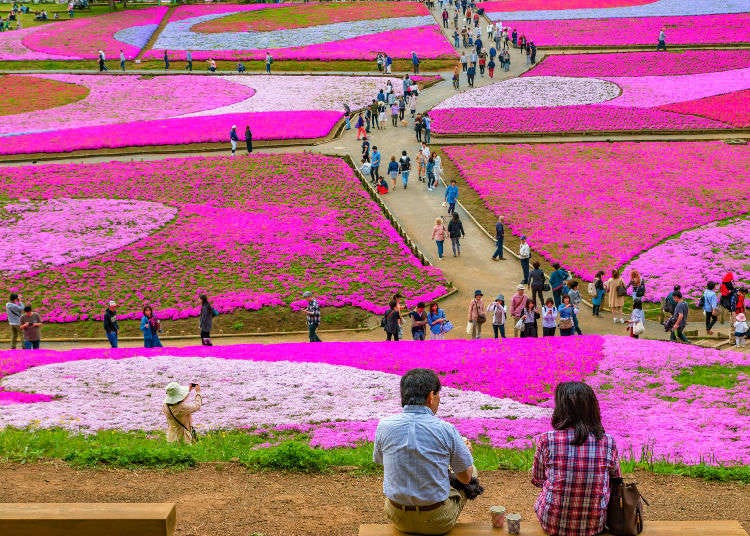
[23,305,31,312]
[673,290,683,299]
[707,281,716,290]
[400,368,441,407]
[9,293,18,301]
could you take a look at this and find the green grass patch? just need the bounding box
[674,365,750,389]
[1,428,748,483]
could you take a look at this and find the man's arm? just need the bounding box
[450,430,475,484]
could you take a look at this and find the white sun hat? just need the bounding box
[164,382,189,405]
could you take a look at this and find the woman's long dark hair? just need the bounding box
[551,382,605,446]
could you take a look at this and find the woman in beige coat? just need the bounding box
[163,381,202,444]
[605,269,626,324]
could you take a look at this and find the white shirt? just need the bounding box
[519,243,530,258]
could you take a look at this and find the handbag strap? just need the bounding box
[166,403,192,435]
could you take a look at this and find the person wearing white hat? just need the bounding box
[229,125,239,156]
[510,284,529,337]
[103,300,118,348]
[163,381,202,444]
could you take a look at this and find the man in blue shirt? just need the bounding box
[374,369,476,535]
[370,146,381,183]
[422,115,431,144]
[411,51,420,74]
[445,180,459,215]
[702,281,719,334]
[549,263,569,307]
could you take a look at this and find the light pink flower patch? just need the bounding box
[623,216,750,302]
[0,25,78,61]
[441,142,750,280]
[0,198,176,274]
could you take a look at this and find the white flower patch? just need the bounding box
[433,76,621,109]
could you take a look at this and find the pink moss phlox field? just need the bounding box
[143,26,455,61]
[19,6,168,59]
[441,142,750,280]
[477,0,654,11]
[623,217,750,302]
[0,74,254,136]
[1,111,341,155]
[0,155,447,323]
[163,3,271,22]
[525,50,750,77]
[658,89,750,128]
[505,14,750,47]
[1,336,748,464]
[0,26,78,61]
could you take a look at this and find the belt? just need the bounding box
[389,499,445,512]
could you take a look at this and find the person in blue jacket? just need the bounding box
[229,125,239,156]
[411,51,420,74]
[370,146,382,183]
[140,306,163,348]
[549,263,570,307]
[445,179,459,215]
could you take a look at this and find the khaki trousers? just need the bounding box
[384,488,467,535]
[10,325,21,349]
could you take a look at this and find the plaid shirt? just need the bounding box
[305,299,320,326]
[532,429,620,536]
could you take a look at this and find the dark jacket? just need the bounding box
[529,269,546,290]
[447,219,465,239]
[199,302,213,332]
[384,308,401,334]
[103,309,118,334]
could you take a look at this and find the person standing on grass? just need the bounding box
[467,290,486,339]
[229,125,239,156]
[164,49,170,70]
[199,294,216,346]
[19,305,42,350]
[97,49,107,72]
[374,368,478,535]
[532,382,621,536]
[445,179,459,215]
[103,300,119,348]
[140,305,163,348]
[519,235,531,284]
[491,216,505,260]
[303,291,321,342]
[447,212,465,257]
[668,290,689,343]
[186,50,193,72]
[411,51,420,74]
[385,54,393,74]
[245,125,253,153]
[5,292,24,349]
[119,49,125,71]
[163,382,202,444]
[265,52,273,73]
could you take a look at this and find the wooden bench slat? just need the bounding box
[0,503,176,536]
[359,520,748,536]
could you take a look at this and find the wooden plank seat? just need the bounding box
[360,520,748,536]
[0,503,176,536]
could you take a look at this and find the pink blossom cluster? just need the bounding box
[0,154,447,323]
[658,89,750,128]
[623,217,750,302]
[503,13,750,47]
[0,6,168,60]
[525,50,750,78]
[477,0,654,11]
[0,336,747,465]
[441,142,750,280]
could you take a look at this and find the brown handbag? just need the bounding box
[607,477,648,536]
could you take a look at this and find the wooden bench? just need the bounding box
[360,520,748,535]
[0,503,176,536]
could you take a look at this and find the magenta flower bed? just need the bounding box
[441,142,750,280]
[658,89,750,128]
[506,13,750,47]
[0,154,447,323]
[623,217,750,302]
[526,50,750,77]
[1,336,748,465]
[477,0,654,11]
[10,6,167,60]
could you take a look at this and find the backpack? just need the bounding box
[663,295,676,314]
[697,294,705,309]
[380,311,388,329]
[400,157,410,171]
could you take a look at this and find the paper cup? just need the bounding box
[489,505,506,528]
[506,513,522,535]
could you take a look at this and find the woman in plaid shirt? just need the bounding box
[532,382,621,536]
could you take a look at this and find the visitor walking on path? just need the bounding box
[97,49,107,72]
[103,300,119,348]
[591,270,605,317]
[19,305,42,350]
[445,179,458,214]
[119,49,125,71]
[199,294,216,346]
[163,382,202,444]
[426,154,437,190]
[487,295,506,338]
[529,261,546,307]
[355,114,366,140]
[668,291,689,343]
[447,212,465,257]
[303,291,322,342]
[532,382,621,536]
[245,125,253,153]
[491,216,504,260]
[140,305,163,348]
[519,235,531,284]
[510,284,528,337]
[605,269,626,323]
[626,299,645,339]
[549,263,569,307]
[387,156,399,189]
[701,281,719,334]
[467,289,486,339]
[164,50,170,70]
[627,270,646,302]
[371,146,382,182]
[432,217,447,261]
[5,293,24,349]
[186,50,193,72]
[229,125,239,156]
[399,150,411,188]
[657,28,667,51]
